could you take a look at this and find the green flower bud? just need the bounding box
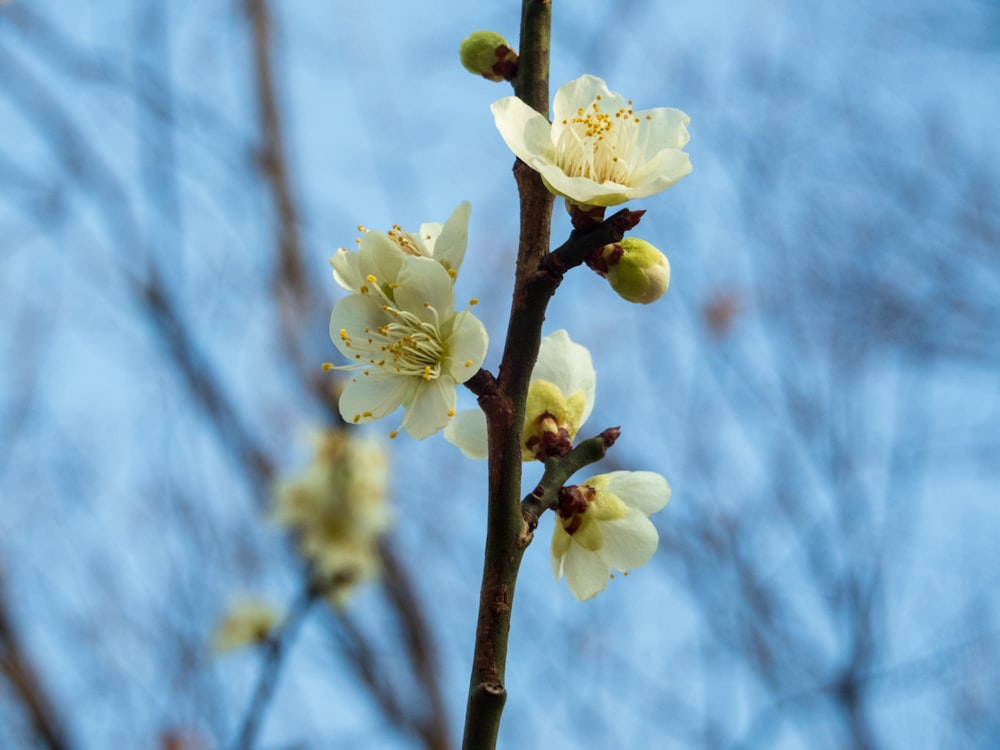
[459,31,518,82]
[596,238,671,304]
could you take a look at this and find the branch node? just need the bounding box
[601,426,622,448]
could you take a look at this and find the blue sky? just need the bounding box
[2,1,1000,748]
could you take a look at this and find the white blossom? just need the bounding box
[551,471,671,601]
[330,202,470,292]
[328,254,487,439]
[492,75,691,207]
[444,329,594,460]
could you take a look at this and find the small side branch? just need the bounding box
[519,427,621,545]
[544,208,645,275]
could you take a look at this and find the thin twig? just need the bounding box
[519,427,621,543]
[230,581,317,750]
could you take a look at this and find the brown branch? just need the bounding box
[243,0,307,301]
[380,543,453,750]
[0,569,75,750]
[461,4,553,749]
[519,427,621,543]
[461,5,651,744]
[230,582,318,750]
[141,272,275,487]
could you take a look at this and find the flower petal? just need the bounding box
[600,471,672,515]
[538,168,633,207]
[551,74,627,137]
[329,294,388,359]
[339,373,414,424]
[551,523,572,579]
[416,222,443,252]
[394,256,455,321]
[330,247,362,292]
[562,542,612,601]
[444,409,489,459]
[401,380,454,439]
[430,201,470,274]
[491,95,557,166]
[443,311,488,383]
[638,107,692,152]
[597,509,660,572]
[531,330,596,424]
[629,148,693,196]
[359,230,405,284]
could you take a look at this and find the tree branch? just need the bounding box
[519,427,620,544]
[230,581,317,750]
[0,569,76,750]
[461,3,552,749]
[243,0,307,300]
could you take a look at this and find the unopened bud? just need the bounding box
[594,238,671,304]
[459,31,518,82]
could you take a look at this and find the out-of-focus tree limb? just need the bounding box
[0,569,75,750]
[380,542,452,750]
[242,0,308,305]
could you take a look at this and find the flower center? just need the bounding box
[556,484,597,534]
[340,310,444,381]
[524,412,573,461]
[556,96,650,185]
[387,225,426,257]
[337,276,446,382]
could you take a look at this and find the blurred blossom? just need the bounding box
[273,430,390,603]
[445,329,595,460]
[159,728,210,750]
[551,471,671,601]
[212,598,280,653]
[492,74,691,207]
[703,289,743,337]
